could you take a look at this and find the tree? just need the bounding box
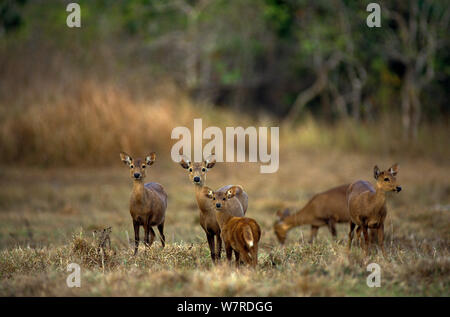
[383,0,450,140]
[283,0,367,125]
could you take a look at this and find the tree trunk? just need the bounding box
[402,67,422,141]
[283,70,327,125]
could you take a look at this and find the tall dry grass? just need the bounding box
[283,116,449,163]
[0,78,199,166]
[1,77,448,167]
[0,42,448,167]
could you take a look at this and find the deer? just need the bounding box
[347,164,402,257]
[203,185,261,267]
[120,152,167,255]
[179,154,248,263]
[273,184,352,244]
[93,227,112,255]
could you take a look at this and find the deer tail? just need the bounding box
[243,225,254,248]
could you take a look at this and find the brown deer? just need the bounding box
[120,152,167,255]
[274,184,351,244]
[203,185,261,267]
[347,164,402,257]
[179,155,248,263]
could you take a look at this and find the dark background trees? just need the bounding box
[1,0,449,142]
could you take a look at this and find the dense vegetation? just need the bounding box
[1,0,448,144]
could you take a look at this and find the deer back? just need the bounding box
[347,180,377,221]
[313,184,350,222]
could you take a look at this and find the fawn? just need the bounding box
[274,184,351,244]
[203,185,261,267]
[179,155,248,263]
[347,164,402,257]
[120,152,167,255]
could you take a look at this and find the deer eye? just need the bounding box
[130,165,134,168]
[223,198,226,201]
[142,165,146,168]
[202,168,206,172]
[213,197,215,200]
[384,177,389,182]
[189,168,193,172]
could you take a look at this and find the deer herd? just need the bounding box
[120,152,402,267]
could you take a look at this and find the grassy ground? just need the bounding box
[0,148,448,296]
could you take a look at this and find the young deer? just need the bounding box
[203,185,261,267]
[179,155,248,263]
[273,184,351,244]
[347,164,402,257]
[120,152,167,255]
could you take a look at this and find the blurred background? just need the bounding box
[0,0,449,296]
[0,0,448,165]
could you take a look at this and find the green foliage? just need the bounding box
[1,0,449,122]
[262,0,295,37]
[0,0,27,34]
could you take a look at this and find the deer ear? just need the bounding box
[276,208,289,221]
[202,187,214,199]
[227,185,243,199]
[205,154,216,169]
[179,155,191,169]
[146,152,156,166]
[276,208,290,221]
[120,152,132,166]
[388,163,399,176]
[280,208,291,220]
[374,165,381,180]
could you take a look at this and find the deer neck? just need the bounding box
[372,184,386,211]
[194,183,210,213]
[132,180,147,205]
[283,203,315,230]
[215,210,233,230]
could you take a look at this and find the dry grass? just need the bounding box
[0,63,448,167]
[0,79,197,166]
[0,149,448,296]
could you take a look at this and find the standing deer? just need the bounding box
[347,164,402,257]
[179,155,248,263]
[120,152,167,255]
[203,185,261,267]
[274,184,351,244]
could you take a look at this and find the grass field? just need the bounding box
[0,148,448,296]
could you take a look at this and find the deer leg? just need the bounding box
[250,245,258,268]
[225,242,233,264]
[147,227,156,248]
[206,232,216,264]
[216,234,222,261]
[143,222,150,246]
[157,222,166,248]
[309,226,319,243]
[362,225,370,256]
[240,251,252,266]
[133,220,140,255]
[356,226,362,247]
[377,224,387,258]
[347,222,356,251]
[370,228,378,245]
[327,219,337,238]
[234,250,240,267]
